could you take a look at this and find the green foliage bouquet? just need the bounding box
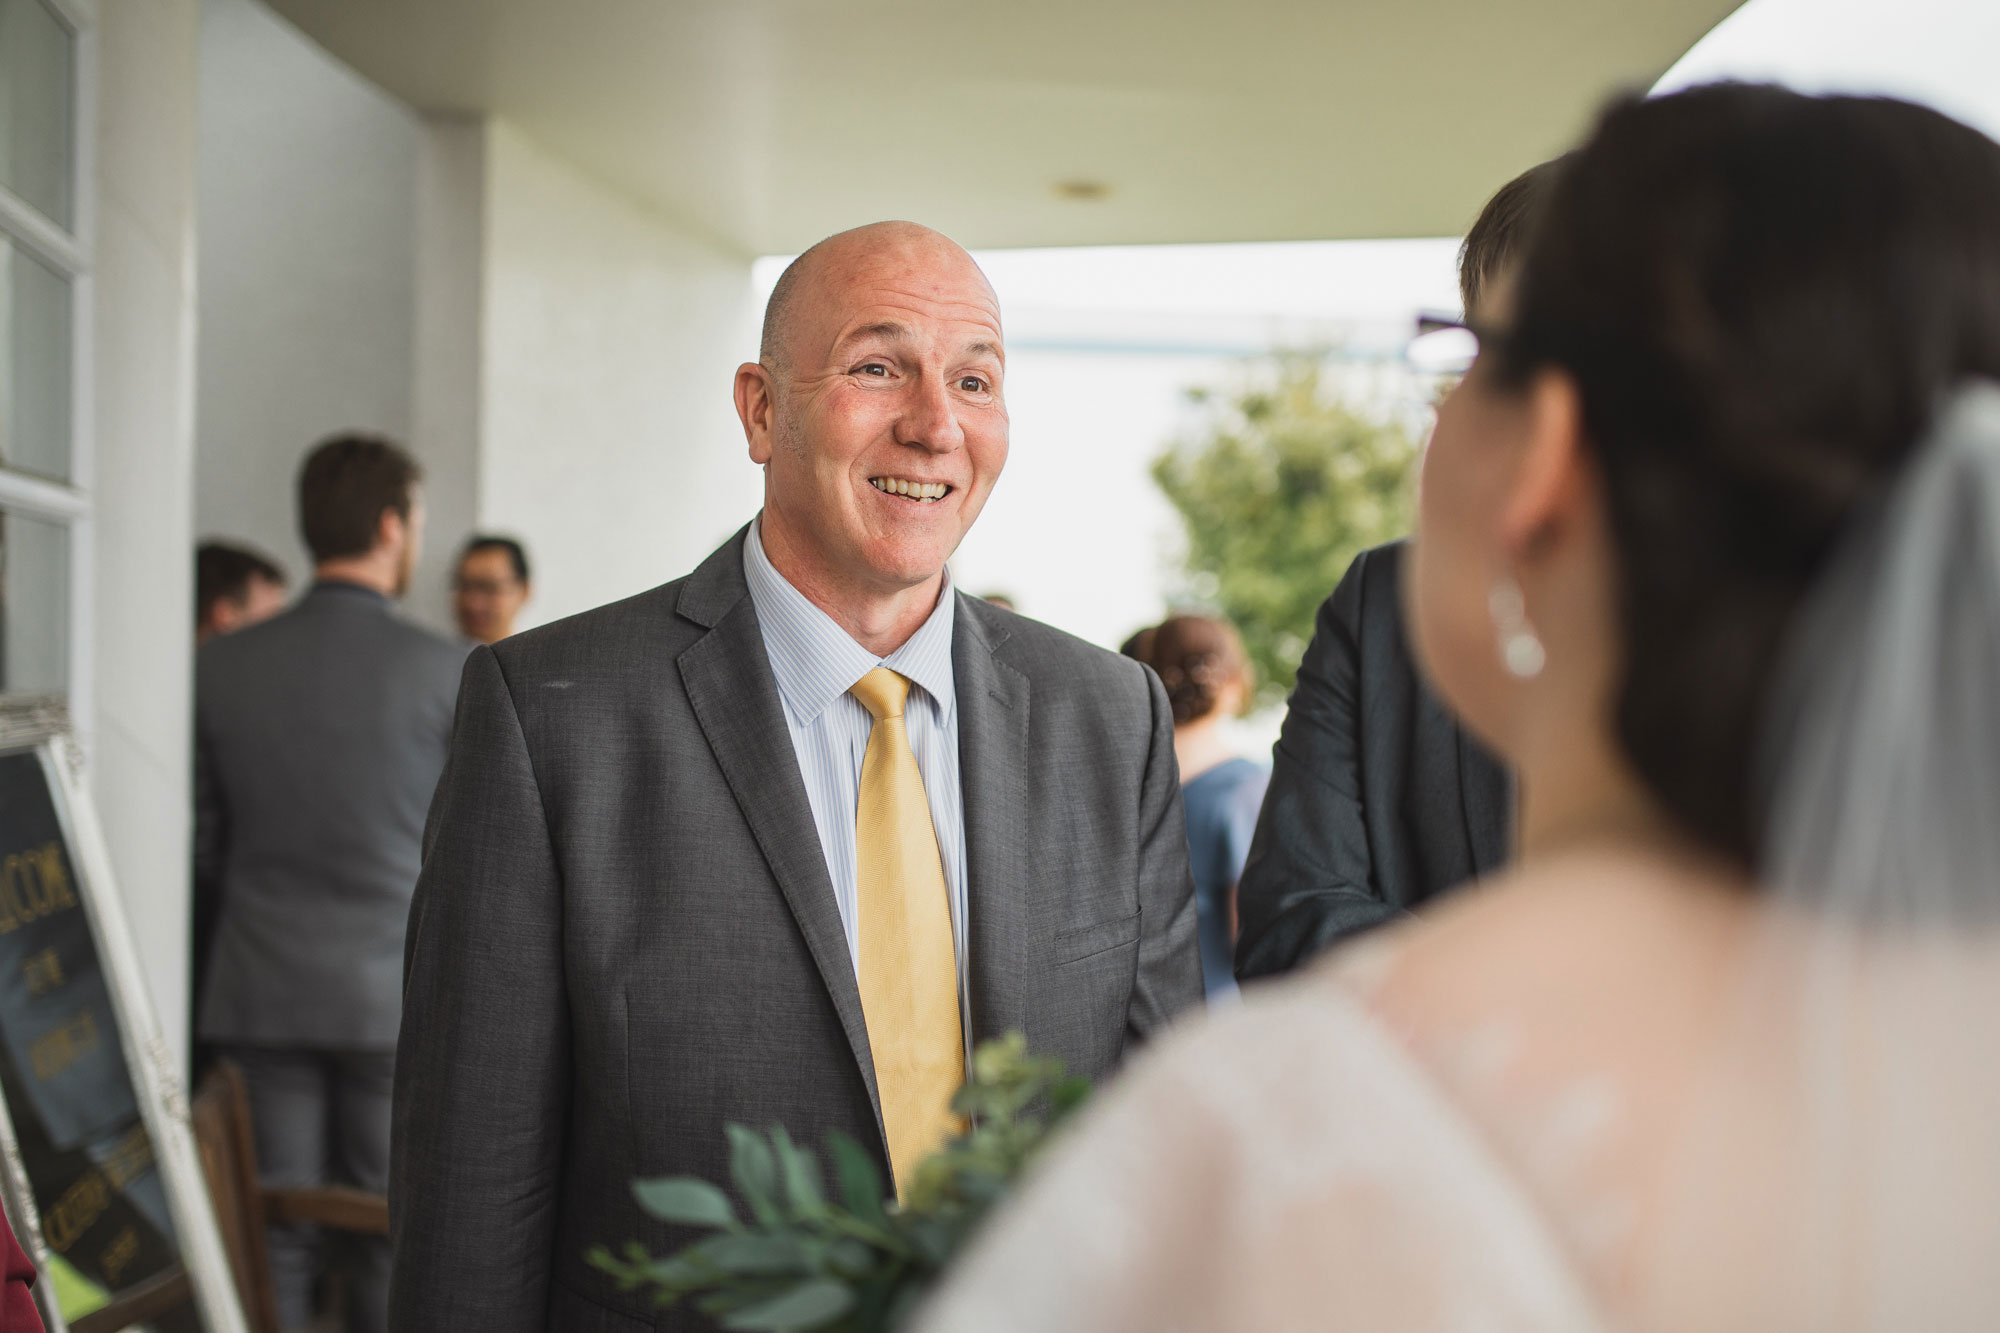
[589,1034,1090,1332]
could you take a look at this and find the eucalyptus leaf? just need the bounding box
[693,1231,811,1277]
[645,1253,712,1288]
[720,1278,857,1332]
[826,1236,875,1277]
[770,1125,826,1216]
[828,1132,888,1226]
[632,1177,738,1230]
[597,1035,1087,1332]
[728,1124,782,1225]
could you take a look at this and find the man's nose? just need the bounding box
[897,371,966,454]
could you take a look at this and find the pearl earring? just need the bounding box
[1488,577,1546,679]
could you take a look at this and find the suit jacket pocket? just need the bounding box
[1052,910,1141,965]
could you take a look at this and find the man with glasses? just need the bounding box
[1233,161,1557,980]
[451,534,533,645]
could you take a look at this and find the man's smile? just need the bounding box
[869,476,954,503]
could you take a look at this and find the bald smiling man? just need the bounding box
[389,223,1203,1331]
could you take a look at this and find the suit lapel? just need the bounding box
[676,533,884,1139]
[952,599,1034,1044]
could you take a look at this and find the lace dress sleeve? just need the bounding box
[914,976,1602,1333]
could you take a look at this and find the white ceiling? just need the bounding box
[261,0,1744,256]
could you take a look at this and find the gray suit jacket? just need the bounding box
[389,530,1202,1333]
[195,581,464,1049]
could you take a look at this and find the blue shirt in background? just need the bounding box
[1180,757,1270,1002]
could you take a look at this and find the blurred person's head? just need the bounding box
[735,222,1007,648]
[1119,625,1157,664]
[1410,84,2000,867]
[298,433,425,599]
[1459,158,1563,323]
[1147,615,1252,729]
[195,542,287,644]
[981,592,1017,612]
[453,535,532,644]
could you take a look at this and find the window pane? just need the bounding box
[0,235,70,481]
[0,0,74,229]
[0,508,68,697]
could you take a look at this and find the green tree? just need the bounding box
[1152,352,1421,706]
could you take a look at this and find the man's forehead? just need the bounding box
[829,298,1004,348]
[780,232,1000,352]
[824,254,1000,322]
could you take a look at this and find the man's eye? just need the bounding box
[857,363,889,377]
[958,376,988,392]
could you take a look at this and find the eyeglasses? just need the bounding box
[1406,312,1484,377]
[453,578,519,597]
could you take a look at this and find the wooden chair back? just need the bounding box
[190,1062,283,1333]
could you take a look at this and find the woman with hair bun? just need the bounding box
[922,83,2000,1331]
[1145,615,1267,1002]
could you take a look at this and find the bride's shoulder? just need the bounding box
[916,933,1607,1333]
[1348,847,1754,1041]
[1110,955,1460,1153]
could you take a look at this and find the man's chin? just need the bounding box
[860,538,960,591]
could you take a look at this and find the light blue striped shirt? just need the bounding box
[742,518,968,990]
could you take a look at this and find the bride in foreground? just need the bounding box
[917,82,2000,1331]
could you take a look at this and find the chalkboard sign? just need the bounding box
[0,737,244,1333]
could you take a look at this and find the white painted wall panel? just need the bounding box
[480,123,760,629]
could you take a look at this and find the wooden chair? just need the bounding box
[189,1061,389,1333]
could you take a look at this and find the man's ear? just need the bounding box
[735,362,778,465]
[376,506,408,557]
[1499,367,1590,562]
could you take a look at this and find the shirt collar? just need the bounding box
[743,515,958,727]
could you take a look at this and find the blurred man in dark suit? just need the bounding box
[196,434,463,1333]
[1235,163,1558,979]
[191,539,290,1054]
[195,541,287,645]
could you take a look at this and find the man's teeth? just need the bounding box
[870,478,950,501]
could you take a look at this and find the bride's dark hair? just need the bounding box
[1497,84,2000,867]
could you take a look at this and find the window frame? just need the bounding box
[0,0,95,750]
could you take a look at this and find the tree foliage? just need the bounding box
[589,1034,1090,1332]
[1152,353,1421,705]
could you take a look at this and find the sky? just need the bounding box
[752,0,2000,660]
[1656,0,2000,134]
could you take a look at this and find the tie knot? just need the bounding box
[850,667,911,721]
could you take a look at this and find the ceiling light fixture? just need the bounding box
[1051,179,1112,202]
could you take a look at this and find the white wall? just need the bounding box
[193,0,450,624]
[480,122,762,628]
[93,0,202,1067]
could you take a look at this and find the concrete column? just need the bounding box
[92,0,203,1067]
[410,115,488,631]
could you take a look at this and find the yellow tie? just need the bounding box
[849,667,964,1196]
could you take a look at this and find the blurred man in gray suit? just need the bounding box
[197,434,464,1333]
[391,222,1203,1331]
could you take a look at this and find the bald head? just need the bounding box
[733,219,1009,648]
[759,221,996,373]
